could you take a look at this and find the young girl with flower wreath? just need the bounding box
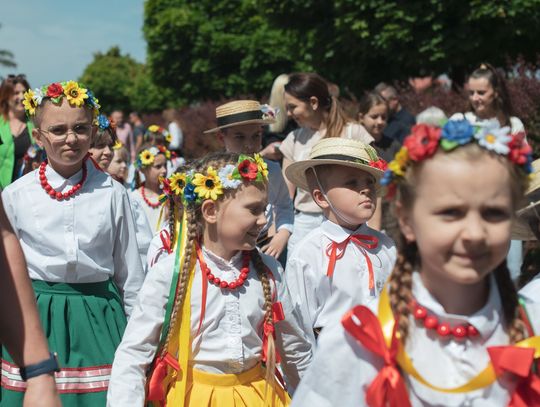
[290,119,540,406]
[132,143,171,231]
[108,152,312,407]
[0,81,145,406]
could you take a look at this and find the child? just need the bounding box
[205,100,294,260]
[88,114,115,170]
[291,120,540,406]
[132,143,170,231]
[1,81,145,406]
[284,137,396,346]
[107,152,312,406]
[145,124,184,171]
[108,141,129,184]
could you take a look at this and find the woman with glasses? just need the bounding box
[0,74,34,188]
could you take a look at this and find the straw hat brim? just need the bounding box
[285,159,385,195]
[511,217,536,241]
[204,118,275,134]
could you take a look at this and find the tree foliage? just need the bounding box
[144,0,540,100]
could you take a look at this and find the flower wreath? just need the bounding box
[260,104,279,120]
[146,125,172,144]
[380,119,533,197]
[161,154,268,205]
[23,81,100,118]
[136,145,172,168]
[112,140,124,150]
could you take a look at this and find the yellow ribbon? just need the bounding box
[378,284,540,393]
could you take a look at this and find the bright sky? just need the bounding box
[0,0,146,87]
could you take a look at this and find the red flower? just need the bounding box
[238,159,258,180]
[508,132,532,165]
[369,159,388,171]
[47,83,63,98]
[403,124,441,161]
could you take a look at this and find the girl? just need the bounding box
[358,92,401,237]
[108,152,312,406]
[291,119,540,406]
[280,72,373,256]
[108,141,129,184]
[132,143,170,232]
[88,114,115,169]
[1,81,145,406]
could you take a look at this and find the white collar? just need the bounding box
[412,272,501,339]
[40,162,85,189]
[202,246,244,270]
[321,219,369,244]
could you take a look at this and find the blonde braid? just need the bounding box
[250,249,277,404]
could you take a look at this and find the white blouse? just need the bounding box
[130,188,164,232]
[291,272,538,407]
[1,162,145,316]
[285,219,396,346]
[108,247,313,406]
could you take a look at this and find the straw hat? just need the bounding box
[285,138,386,192]
[512,159,540,240]
[204,100,275,133]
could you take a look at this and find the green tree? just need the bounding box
[144,0,540,100]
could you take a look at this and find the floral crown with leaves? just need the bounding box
[146,124,172,144]
[23,81,100,118]
[381,119,533,198]
[161,154,268,205]
[136,145,172,168]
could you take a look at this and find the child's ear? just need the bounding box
[217,131,225,145]
[395,201,416,242]
[309,96,319,111]
[311,188,330,210]
[32,128,45,149]
[358,113,364,123]
[201,200,218,224]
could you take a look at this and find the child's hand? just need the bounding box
[261,229,290,258]
[24,374,61,407]
[259,143,283,161]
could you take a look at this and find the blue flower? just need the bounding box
[442,119,474,145]
[380,170,393,186]
[97,114,110,130]
[183,183,197,202]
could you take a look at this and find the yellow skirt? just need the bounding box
[166,363,290,407]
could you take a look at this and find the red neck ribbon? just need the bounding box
[326,234,379,290]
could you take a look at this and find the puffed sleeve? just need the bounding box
[107,255,174,407]
[112,188,146,316]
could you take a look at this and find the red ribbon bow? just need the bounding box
[160,230,172,254]
[146,352,180,405]
[326,234,379,290]
[341,305,411,407]
[262,302,284,364]
[487,346,540,407]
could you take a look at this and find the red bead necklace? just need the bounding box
[199,251,251,290]
[39,159,88,201]
[411,300,479,340]
[141,185,161,208]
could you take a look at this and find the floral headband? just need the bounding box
[161,154,268,205]
[23,81,100,118]
[136,145,172,168]
[146,125,172,144]
[112,140,123,150]
[261,104,278,120]
[97,114,117,132]
[381,119,533,197]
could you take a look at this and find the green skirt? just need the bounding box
[1,279,127,407]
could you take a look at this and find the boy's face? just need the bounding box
[315,165,377,229]
[219,123,262,154]
[33,99,94,172]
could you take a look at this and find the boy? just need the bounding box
[205,100,294,260]
[1,81,145,406]
[284,137,396,346]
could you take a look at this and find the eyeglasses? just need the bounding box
[38,123,93,141]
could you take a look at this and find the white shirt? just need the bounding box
[127,191,153,273]
[130,188,164,232]
[1,162,145,316]
[264,159,294,234]
[292,272,538,407]
[285,219,396,346]
[108,247,312,406]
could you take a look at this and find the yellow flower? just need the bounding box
[165,150,171,159]
[22,90,38,115]
[193,167,223,200]
[112,140,123,150]
[140,149,155,166]
[63,81,88,107]
[254,154,268,179]
[169,173,186,195]
[394,147,409,167]
[388,160,404,177]
[165,133,172,143]
[148,124,160,132]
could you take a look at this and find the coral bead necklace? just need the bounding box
[411,299,479,340]
[198,250,251,290]
[141,185,161,208]
[39,159,87,201]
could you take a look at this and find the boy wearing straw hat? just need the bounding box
[205,100,294,261]
[284,137,396,346]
